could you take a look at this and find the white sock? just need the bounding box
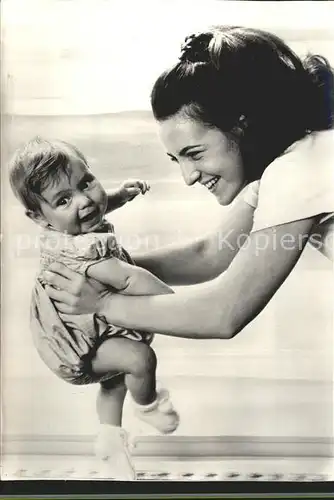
[133,394,159,413]
[98,424,127,437]
[95,424,136,480]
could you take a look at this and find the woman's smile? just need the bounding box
[158,110,245,206]
[201,176,221,192]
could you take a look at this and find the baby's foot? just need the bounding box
[134,388,179,434]
[95,424,136,480]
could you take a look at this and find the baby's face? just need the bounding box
[38,156,108,235]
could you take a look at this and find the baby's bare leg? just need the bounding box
[97,375,126,425]
[92,337,157,405]
[92,337,179,434]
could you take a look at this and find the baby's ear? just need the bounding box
[26,209,49,228]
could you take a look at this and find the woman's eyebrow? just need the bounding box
[167,145,203,157]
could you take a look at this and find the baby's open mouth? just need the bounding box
[80,207,99,223]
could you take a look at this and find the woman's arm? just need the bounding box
[133,197,256,285]
[96,217,315,338]
[44,217,316,339]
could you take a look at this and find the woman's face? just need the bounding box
[158,111,245,205]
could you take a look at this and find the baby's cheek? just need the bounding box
[59,216,78,235]
[100,190,108,211]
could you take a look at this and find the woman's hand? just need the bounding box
[43,262,111,315]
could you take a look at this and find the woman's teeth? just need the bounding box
[204,176,220,191]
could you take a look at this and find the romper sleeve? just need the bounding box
[40,230,122,276]
[60,232,121,275]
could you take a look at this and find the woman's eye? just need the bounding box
[168,156,178,163]
[188,152,203,161]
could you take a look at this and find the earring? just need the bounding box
[239,114,247,130]
[233,114,247,137]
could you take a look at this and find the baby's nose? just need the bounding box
[77,193,92,209]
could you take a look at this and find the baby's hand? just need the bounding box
[120,179,150,202]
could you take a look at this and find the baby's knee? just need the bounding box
[131,344,157,377]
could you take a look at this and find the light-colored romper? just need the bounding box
[31,220,153,385]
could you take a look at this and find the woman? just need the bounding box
[43,26,334,339]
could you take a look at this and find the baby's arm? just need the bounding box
[105,187,128,212]
[106,180,150,213]
[86,258,174,296]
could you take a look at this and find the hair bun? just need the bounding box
[303,54,334,129]
[179,32,213,63]
[303,54,332,87]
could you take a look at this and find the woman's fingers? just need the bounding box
[43,271,72,292]
[45,277,103,315]
[44,263,84,295]
[45,285,78,310]
[47,261,80,280]
[53,301,79,314]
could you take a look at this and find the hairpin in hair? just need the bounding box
[179,32,212,63]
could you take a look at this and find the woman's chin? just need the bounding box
[214,183,245,206]
[213,189,234,206]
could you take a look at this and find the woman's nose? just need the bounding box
[180,162,201,186]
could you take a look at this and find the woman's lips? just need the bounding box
[203,176,220,192]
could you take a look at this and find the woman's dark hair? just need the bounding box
[151,26,334,181]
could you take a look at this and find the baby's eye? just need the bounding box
[80,175,95,190]
[56,196,71,207]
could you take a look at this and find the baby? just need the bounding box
[9,137,179,479]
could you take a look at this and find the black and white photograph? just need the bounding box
[1,0,334,484]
